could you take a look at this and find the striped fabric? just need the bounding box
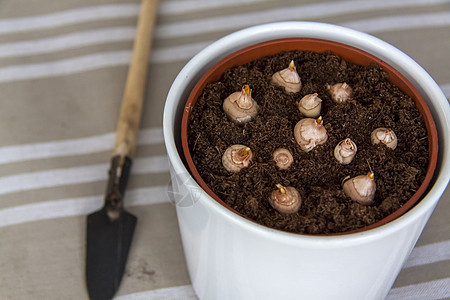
[1,0,449,299]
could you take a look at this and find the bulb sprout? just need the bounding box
[244,84,250,95]
[276,183,287,194]
[288,60,295,69]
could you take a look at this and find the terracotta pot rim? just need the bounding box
[181,37,438,236]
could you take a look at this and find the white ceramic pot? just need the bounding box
[163,22,450,300]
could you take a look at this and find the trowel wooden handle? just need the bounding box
[113,0,158,158]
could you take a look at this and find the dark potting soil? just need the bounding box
[187,50,429,234]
